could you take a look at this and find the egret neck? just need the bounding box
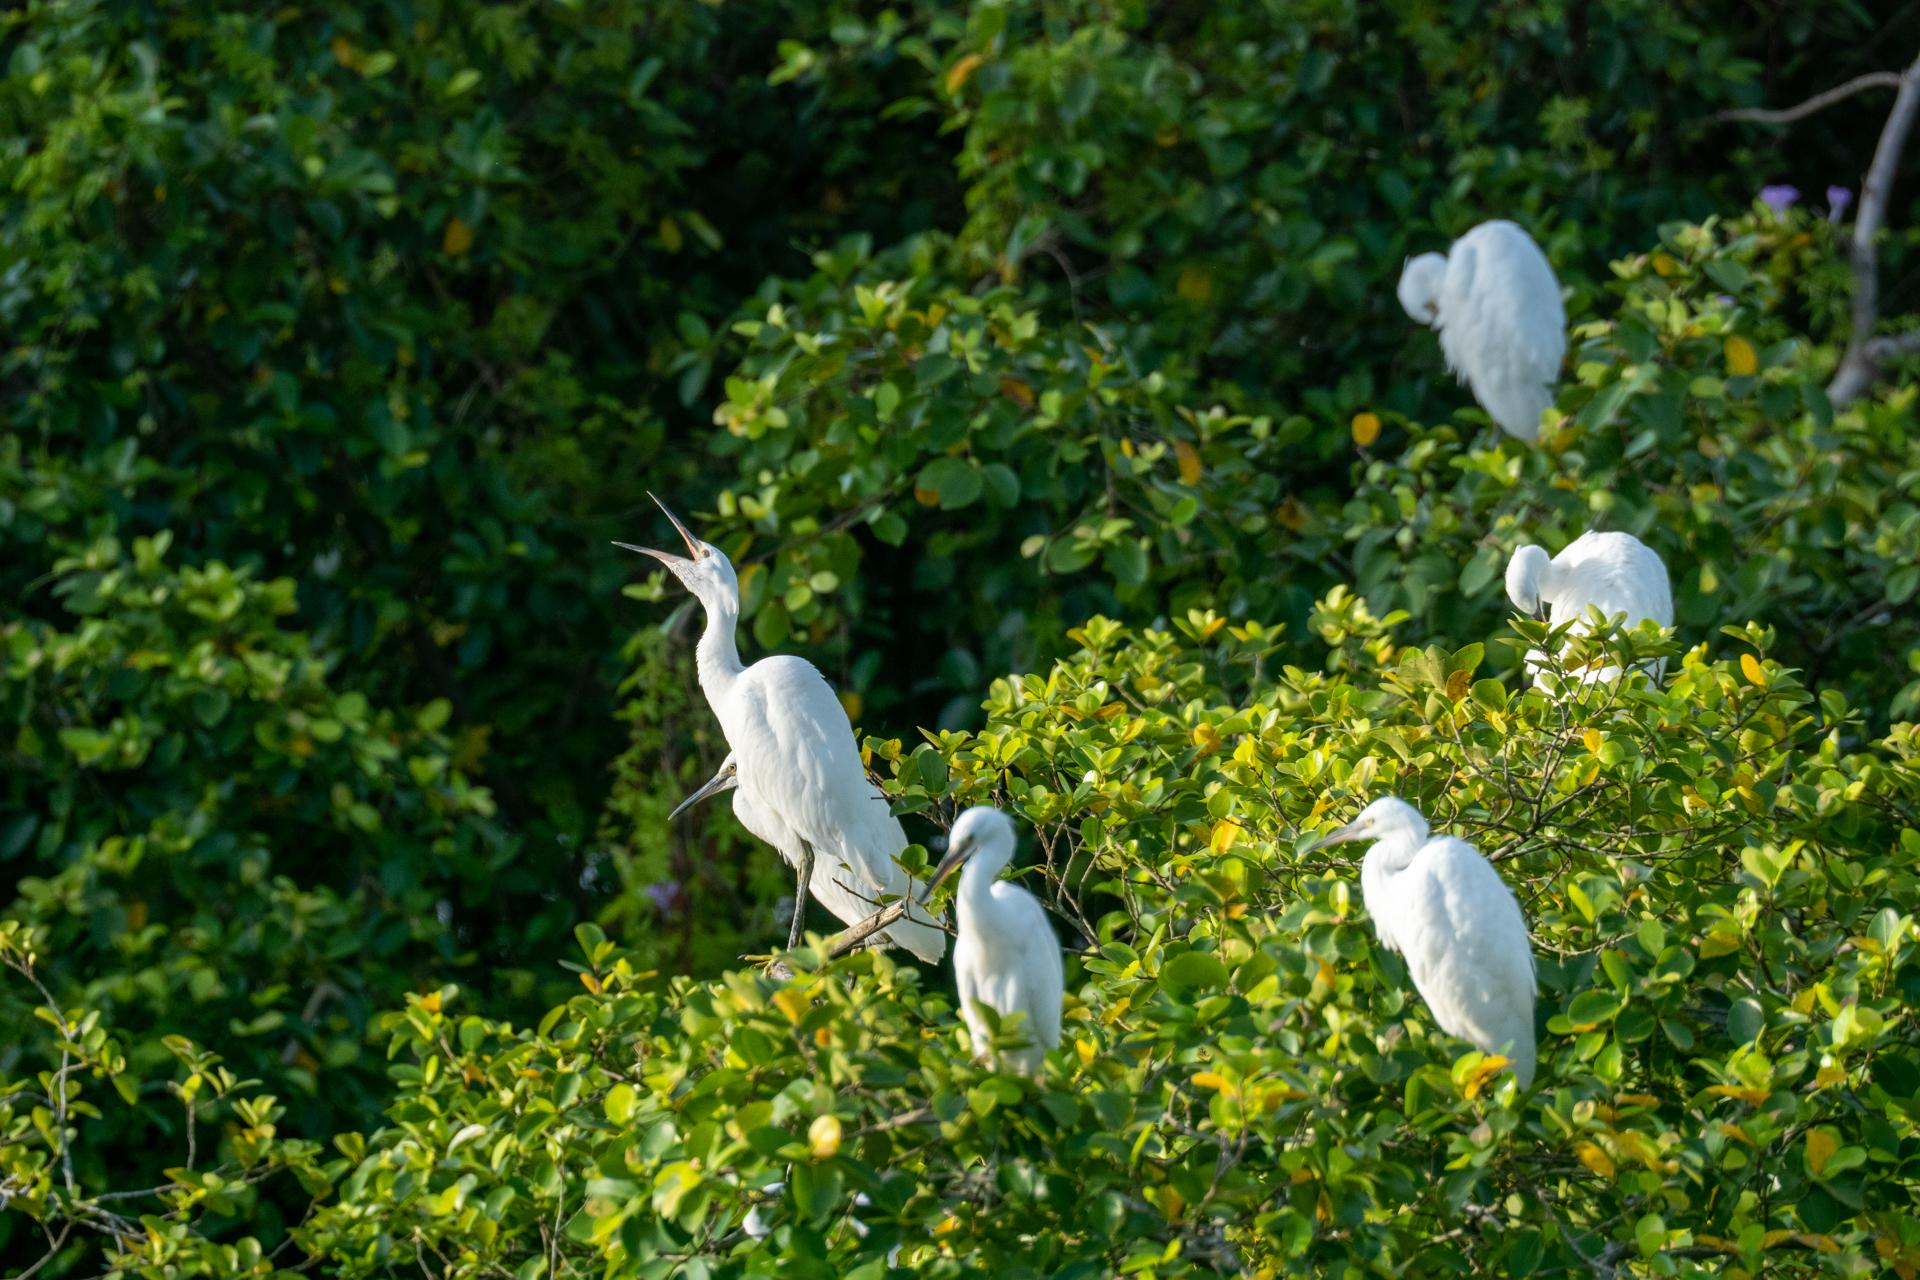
[690,584,744,713]
[955,829,1016,933]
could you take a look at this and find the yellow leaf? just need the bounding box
[1574,1140,1615,1179]
[808,1114,842,1160]
[933,1212,960,1236]
[1190,723,1221,755]
[1805,1126,1839,1176]
[813,1025,831,1047]
[1740,653,1767,686]
[1190,1071,1234,1094]
[579,972,601,994]
[1651,252,1678,277]
[1120,437,1136,458]
[1075,1037,1096,1068]
[998,376,1034,409]
[1209,821,1240,854]
[772,988,809,1024]
[1725,336,1758,377]
[658,217,683,253]
[1350,412,1381,447]
[914,486,940,507]
[1175,440,1203,485]
[1176,267,1213,304]
[442,217,474,257]
[418,990,443,1013]
[1582,728,1604,753]
[330,36,357,68]
[1461,1056,1511,1099]
[1707,1084,1770,1105]
[945,53,984,94]
[838,690,863,722]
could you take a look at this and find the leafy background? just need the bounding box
[3,0,1919,1275]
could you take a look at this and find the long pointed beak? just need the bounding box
[1302,821,1363,854]
[649,492,706,560]
[668,770,736,822]
[613,540,688,568]
[920,842,970,904]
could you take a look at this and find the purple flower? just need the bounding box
[1827,186,1853,222]
[1758,185,1799,214]
[644,880,686,916]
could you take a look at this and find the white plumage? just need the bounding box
[1398,219,1567,442]
[1314,797,1537,1089]
[924,807,1063,1075]
[1506,530,1673,685]
[624,499,946,963]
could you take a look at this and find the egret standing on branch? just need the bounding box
[922,807,1063,1075]
[1309,797,1537,1089]
[1398,219,1567,442]
[620,499,946,962]
[1506,531,1673,684]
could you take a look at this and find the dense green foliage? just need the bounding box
[4,0,1919,1275]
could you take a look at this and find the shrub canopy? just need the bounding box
[2,1,1918,1276]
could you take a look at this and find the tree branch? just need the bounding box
[823,898,914,959]
[1830,50,1920,407]
[1709,70,1901,125]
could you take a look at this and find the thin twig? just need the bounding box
[1708,70,1901,125]
[1831,50,1920,406]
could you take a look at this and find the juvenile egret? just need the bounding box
[1309,797,1537,1088]
[1506,531,1673,684]
[622,499,945,962]
[921,806,1064,1075]
[670,752,944,958]
[1398,220,1567,441]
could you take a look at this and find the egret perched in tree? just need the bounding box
[1397,220,1567,442]
[922,806,1063,1075]
[621,499,945,962]
[1309,797,1537,1088]
[1506,531,1673,684]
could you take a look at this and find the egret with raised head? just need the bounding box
[1309,797,1537,1088]
[1506,531,1672,685]
[621,499,946,962]
[1398,219,1567,442]
[922,806,1063,1075]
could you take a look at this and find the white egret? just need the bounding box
[1309,797,1537,1088]
[921,806,1063,1075]
[1397,219,1567,441]
[1506,531,1672,684]
[622,499,945,962]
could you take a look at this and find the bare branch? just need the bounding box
[1831,50,1920,406]
[1709,70,1901,125]
[823,898,914,959]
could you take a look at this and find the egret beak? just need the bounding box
[612,493,708,567]
[668,768,737,821]
[920,839,971,904]
[1303,821,1366,854]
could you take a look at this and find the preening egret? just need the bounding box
[1506,531,1673,684]
[1398,219,1567,442]
[621,499,946,962]
[1309,797,1537,1088]
[922,806,1064,1075]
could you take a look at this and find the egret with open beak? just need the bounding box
[619,498,947,962]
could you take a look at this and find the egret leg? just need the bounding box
[788,841,815,950]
